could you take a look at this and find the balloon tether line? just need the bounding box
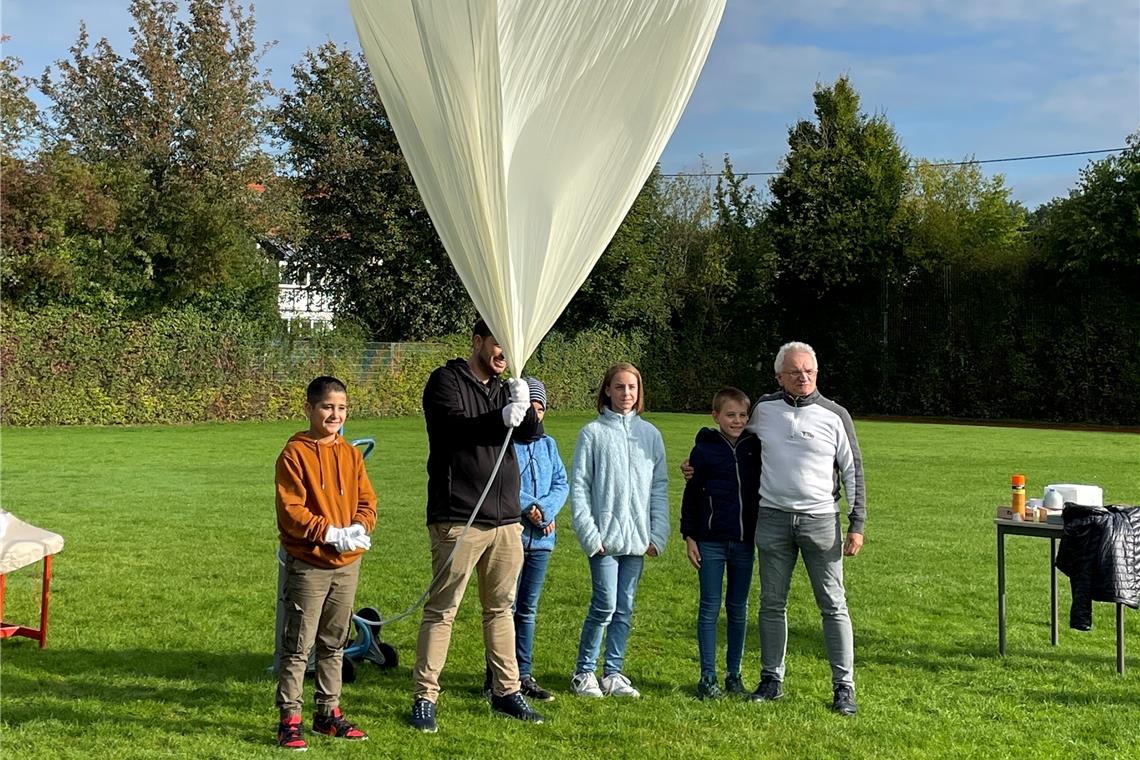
[376,426,514,627]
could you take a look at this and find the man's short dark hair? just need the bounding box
[306,376,348,405]
[712,387,750,413]
[473,317,492,338]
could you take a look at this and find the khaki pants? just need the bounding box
[275,555,361,717]
[413,522,524,702]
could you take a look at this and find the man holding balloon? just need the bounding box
[411,319,544,733]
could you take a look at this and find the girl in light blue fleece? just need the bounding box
[569,362,669,699]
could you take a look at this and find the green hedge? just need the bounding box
[0,308,648,425]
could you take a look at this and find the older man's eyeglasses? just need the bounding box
[781,369,816,378]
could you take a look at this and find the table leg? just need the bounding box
[1117,603,1125,675]
[1049,538,1058,646]
[40,554,52,648]
[998,527,1006,656]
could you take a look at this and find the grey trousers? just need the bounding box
[275,554,361,716]
[755,509,854,688]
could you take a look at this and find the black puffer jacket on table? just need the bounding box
[1054,503,1140,631]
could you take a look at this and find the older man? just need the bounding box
[747,341,865,715]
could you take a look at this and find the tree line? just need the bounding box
[2,1,1137,422]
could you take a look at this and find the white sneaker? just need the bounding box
[601,672,640,698]
[570,671,604,698]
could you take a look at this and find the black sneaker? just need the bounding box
[490,690,544,723]
[832,684,858,715]
[724,672,746,695]
[410,698,438,733]
[277,714,308,752]
[749,677,785,702]
[311,707,367,740]
[696,676,723,700]
[520,675,555,702]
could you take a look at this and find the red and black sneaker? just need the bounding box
[312,707,368,741]
[277,714,308,752]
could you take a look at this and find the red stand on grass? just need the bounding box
[0,512,64,649]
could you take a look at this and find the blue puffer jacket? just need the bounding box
[680,428,760,543]
[514,435,569,552]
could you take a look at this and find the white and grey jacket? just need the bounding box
[746,390,866,534]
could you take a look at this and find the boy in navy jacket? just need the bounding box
[680,387,760,699]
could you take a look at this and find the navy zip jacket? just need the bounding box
[680,428,761,543]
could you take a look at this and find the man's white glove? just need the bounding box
[507,377,529,405]
[502,401,528,428]
[324,525,355,554]
[345,523,371,551]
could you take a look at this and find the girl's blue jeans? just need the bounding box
[575,553,644,675]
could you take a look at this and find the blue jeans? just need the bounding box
[513,549,552,678]
[696,540,754,680]
[575,553,645,676]
[755,509,854,687]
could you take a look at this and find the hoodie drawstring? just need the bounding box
[315,439,344,496]
[334,443,344,496]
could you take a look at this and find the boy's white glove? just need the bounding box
[502,401,528,428]
[507,377,529,405]
[346,523,371,551]
[324,526,355,554]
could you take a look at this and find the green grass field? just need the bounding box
[1,414,1138,759]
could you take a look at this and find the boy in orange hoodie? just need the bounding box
[275,376,377,751]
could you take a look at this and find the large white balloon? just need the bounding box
[349,0,725,375]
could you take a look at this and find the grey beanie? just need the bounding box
[526,377,547,409]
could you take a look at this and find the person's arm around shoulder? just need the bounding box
[570,425,604,556]
[680,443,706,568]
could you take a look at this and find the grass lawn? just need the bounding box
[1,413,1138,759]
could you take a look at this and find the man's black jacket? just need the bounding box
[422,358,538,527]
[1054,503,1140,630]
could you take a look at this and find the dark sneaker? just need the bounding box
[483,666,493,699]
[724,672,746,695]
[520,675,555,702]
[312,707,367,741]
[490,690,544,724]
[410,698,438,733]
[832,684,858,715]
[696,676,724,700]
[277,714,308,752]
[749,677,785,702]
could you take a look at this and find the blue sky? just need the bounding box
[3,1,1137,209]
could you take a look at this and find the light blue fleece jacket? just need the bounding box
[570,408,669,557]
[514,435,569,553]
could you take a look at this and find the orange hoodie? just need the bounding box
[276,432,378,568]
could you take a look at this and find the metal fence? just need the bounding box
[271,341,448,382]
